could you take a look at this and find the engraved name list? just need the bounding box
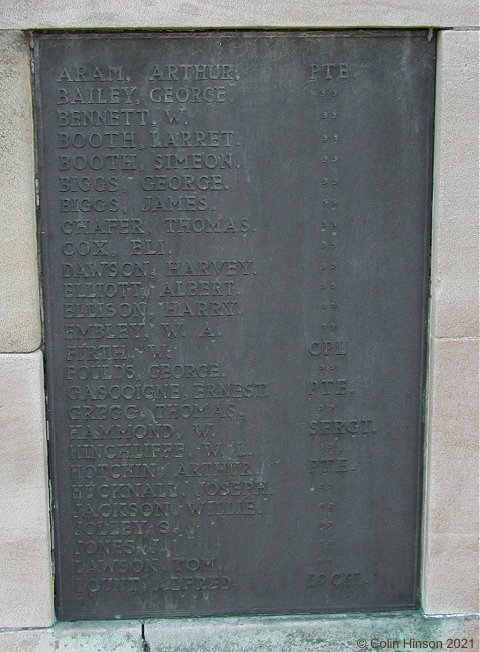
[35,32,435,620]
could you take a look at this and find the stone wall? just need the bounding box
[0,2,478,648]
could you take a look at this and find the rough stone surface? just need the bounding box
[0,621,143,651]
[431,30,480,338]
[0,351,53,628]
[0,32,41,352]
[423,337,480,614]
[0,1,477,29]
[144,613,479,651]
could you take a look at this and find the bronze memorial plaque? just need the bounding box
[35,32,435,620]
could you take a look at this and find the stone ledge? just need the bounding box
[0,614,477,652]
[144,613,480,651]
[0,621,143,651]
[0,1,478,29]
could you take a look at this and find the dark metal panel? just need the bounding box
[34,31,435,620]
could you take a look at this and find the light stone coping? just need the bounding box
[0,621,143,651]
[0,351,53,629]
[431,30,480,339]
[144,613,479,651]
[0,31,41,353]
[423,337,480,615]
[0,1,478,29]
